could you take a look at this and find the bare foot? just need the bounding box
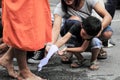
[0,43,8,49]
[17,74,24,80]
[0,58,18,78]
[89,60,99,70]
[19,71,46,80]
[25,77,47,80]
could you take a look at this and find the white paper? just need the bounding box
[38,45,58,71]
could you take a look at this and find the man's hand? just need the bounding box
[45,42,53,53]
[58,47,67,56]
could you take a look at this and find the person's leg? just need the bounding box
[70,52,86,68]
[99,26,113,47]
[14,48,45,80]
[90,48,100,70]
[89,38,102,70]
[60,20,79,63]
[60,17,82,64]
[70,39,85,68]
[74,53,84,61]
[105,0,117,47]
[27,51,34,60]
[101,31,112,47]
[91,49,100,62]
[100,26,113,40]
[0,47,17,78]
[27,47,45,64]
[102,31,112,40]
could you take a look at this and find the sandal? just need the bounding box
[89,60,99,70]
[97,48,107,59]
[70,59,87,68]
[59,51,72,64]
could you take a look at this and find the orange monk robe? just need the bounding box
[2,0,52,51]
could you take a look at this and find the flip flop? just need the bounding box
[70,59,87,68]
[89,60,99,70]
[59,51,72,64]
[97,48,107,59]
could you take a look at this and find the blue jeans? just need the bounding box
[102,25,113,33]
[90,38,102,49]
[84,38,102,52]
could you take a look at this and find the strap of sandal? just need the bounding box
[91,60,98,65]
[78,59,87,64]
[99,48,107,55]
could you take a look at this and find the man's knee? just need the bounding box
[102,31,113,40]
[91,38,102,49]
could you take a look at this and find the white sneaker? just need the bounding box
[28,58,40,64]
[107,39,115,48]
[27,51,44,64]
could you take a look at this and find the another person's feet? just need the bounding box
[102,39,115,48]
[89,60,99,70]
[27,50,45,64]
[97,48,107,59]
[70,59,88,68]
[0,58,18,78]
[102,40,108,47]
[59,51,72,64]
[17,70,46,80]
[107,39,115,47]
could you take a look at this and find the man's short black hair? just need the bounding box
[82,16,101,36]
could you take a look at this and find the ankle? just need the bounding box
[78,58,84,62]
[19,69,32,78]
[91,59,97,63]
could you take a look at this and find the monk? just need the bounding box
[0,0,52,80]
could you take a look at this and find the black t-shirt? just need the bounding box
[64,20,84,46]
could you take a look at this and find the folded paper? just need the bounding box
[38,45,58,71]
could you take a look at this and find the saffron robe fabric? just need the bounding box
[2,0,52,51]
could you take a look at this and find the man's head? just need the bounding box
[81,16,101,40]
